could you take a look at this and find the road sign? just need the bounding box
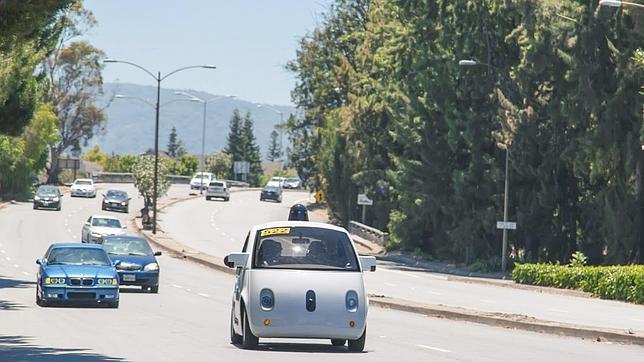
[496,221,517,230]
[357,194,373,206]
[233,161,250,174]
[58,158,80,170]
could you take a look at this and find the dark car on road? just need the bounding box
[33,185,63,211]
[260,185,283,203]
[102,189,130,213]
[101,235,161,293]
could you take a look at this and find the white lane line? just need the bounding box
[67,228,72,234]
[631,318,644,323]
[185,288,192,292]
[5,257,11,261]
[379,268,421,279]
[22,271,29,276]
[417,344,451,353]
[14,264,20,268]
[0,250,5,254]
[72,235,78,239]
[479,299,496,304]
[172,284,183,289]
[549,308,570,313]
[197,293,210,298]
[424,290,443,296]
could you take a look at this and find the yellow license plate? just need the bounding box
[260,227,291,237]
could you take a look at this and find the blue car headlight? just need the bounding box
[143,262,159,271]
[45,277,66,285]
[260,288,274,311]
[346,290,359,312]
[97,278,118,285]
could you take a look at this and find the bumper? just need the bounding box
[34,201,60,209]
[249,310,366,339]
[40,285,119,303]
[117,271,159,287]
[71,190,95,197]
[260,193,280,200]
[102,203,128,212]
[206,192,229,198]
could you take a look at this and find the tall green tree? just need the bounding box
[167,126,186,158]
[241,112,263,186]
[266,130,282,161]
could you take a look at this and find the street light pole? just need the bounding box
[104,59,216,234]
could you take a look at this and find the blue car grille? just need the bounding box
[67,292,96,299]
[70,278,94,286]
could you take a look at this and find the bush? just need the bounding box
[512,263,644,304]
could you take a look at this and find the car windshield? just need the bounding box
[106,190,127,199]
[37,187,58,196]
[47,247,111,266]
[102,238,153,256]
[253,227,359,271]
[194,175,210,179]
[75,180,92,185]
[92,218,122,228]
[286,177,299,182]
[264,186,280,192]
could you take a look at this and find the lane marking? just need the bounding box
[22,271,29,276]
[631,318,644,323]
[14,264,20,268]
[417,344,451,353]
[425,274,449,281]
[424,290,442,296]
[197,293,210,298]
[0,250,5,254]
[379,268,421,279]
[172,284,183,289]
[549,308,569,313]
[185,288,192,292]
[6,257,11,261]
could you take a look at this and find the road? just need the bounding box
[0,184,641,361]
[162,189,644,334]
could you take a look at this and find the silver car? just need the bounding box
[70,178,97,198]
[206,180,230,201]
[81,215,127,243]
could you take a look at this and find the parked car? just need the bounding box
[102,189,130,213]
[190,172,214,191]
[36,243,120,308]
[101,235,161,293]
[260,186,282,203]
[33,185,63,211]
[283,177,302,189]
[81,215,127,243]
[70,178,97,198]
[206,180,230,201]
[225,221,376,351]
[268,176,286,187]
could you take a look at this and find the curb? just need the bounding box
[369,295,644,346]
[130,189,644,345]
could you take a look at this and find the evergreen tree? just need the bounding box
[167,126,186,158]
[266,130,282,161]
[224,109,244,179]
[241,112,263,186]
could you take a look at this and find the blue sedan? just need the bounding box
[36,243,120,308]
[101,235,161,293]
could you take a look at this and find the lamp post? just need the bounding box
[459,58,513,272]
[257,104,285,161]
[104,59,216,234]
[599,0,644,9]
[176,91,235,194]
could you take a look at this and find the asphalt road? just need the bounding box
[162,189,644,333]
[0,183,642,361]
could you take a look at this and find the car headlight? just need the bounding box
[52,197,59,202]
[346,290,359,312]
[34,196,41,201]
[91,232,101,237]
[45,277,66,285]
[260,288,274,311]
[121,202,127,206]
[97,278,118,285]
[103,199,109,204]
[143,263,159,271]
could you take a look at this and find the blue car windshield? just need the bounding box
[102,238,153,256]
[47,248,111,266]
[106,190,127,199]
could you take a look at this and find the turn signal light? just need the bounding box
[349,320,356,328]
[263,319,271,326]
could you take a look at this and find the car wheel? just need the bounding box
[33,204,37,210]
[206,196,211,201]
[230,310,243,345]
[241,308,258,349]
[150,285,159,294]
[125,207,129,214]
[36,287,47,307]
[56,206,61,211]
[331,339,346,346]
[348,327,366,352]
[224,197,230,202]
[109,300,119,308]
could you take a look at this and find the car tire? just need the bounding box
[206,196,211,201]
[56,206,61,211]
[36,288,47,307]
[241,308,258,349]
[109,300,119,308]
[224,197,230,202]
[150,285,159,294]
[33,204,37,210]
[230,310,243,345]
[331,339,346,346]
[348,327,366,352]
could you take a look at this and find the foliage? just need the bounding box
[288,0,644,265]
[103,154,137,173]
[132,155,171,207]
[167,154,199,176]
[167,126,186,158]
[512,263,644,305]
[206,152,233,180]
[83,144,108,166]
[266,130,282,161]
[570,251,588,268]
[224,109,263,186]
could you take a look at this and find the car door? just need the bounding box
[233,232,251,323]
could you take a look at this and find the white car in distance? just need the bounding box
[225,221,376,351]
[81,215,127,243]
[70,178,97,198]
[190,172,214,191]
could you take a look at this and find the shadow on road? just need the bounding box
[0,275,34,311]
[0,335,124,361]
[231,342,367,354]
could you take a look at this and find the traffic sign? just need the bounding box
[357,194,373,206]
[496,221,517,230]
[233,161,250,174]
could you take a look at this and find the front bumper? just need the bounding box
[102,202,128,212]
[261,193,280,200]
[116,270,159,287]
[71,190,95,197]
[248,309,366,340]
[34,200,60,209]
[40,285,119,303]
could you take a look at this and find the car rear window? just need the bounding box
[253,227,358,271]
[210,182,224,187]
[75,180,92,185]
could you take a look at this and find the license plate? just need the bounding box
[122,274,135,282]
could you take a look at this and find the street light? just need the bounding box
[458,58,512,273]
[599,0,644,9]
[104,59,216,234]
[257,104,285,162]
[175,91,235,194]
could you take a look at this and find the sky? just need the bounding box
[83,0,330,107]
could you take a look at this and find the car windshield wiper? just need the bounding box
[128,252,148,256]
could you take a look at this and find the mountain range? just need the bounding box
[89,83,296,156]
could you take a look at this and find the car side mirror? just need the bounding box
[128,198,132,201]
[113,260,121,266]
[224,253,249,269]
[102,193,105,197]
[359,256,377,272]
[154,251,162,256]
[84,222,90,226]
[122,226,127,229]
[36,258,44,265]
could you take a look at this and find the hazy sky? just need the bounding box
[83,0,330,106]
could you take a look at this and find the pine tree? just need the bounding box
[241,112,263,186]
[167,126,186,158]
[266,130,282,161]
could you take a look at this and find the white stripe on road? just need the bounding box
[0,250,5,254]
[379,268,421,279]
[172,284,183,289]
[197,293,210,298]
[425,274,449,281]
[13,264,19,268]
[417,344,451,353]
[6,257,11,261]
[384,282,397,287]
[22,271,29,276]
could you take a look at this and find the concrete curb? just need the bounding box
[130,188,644,345]
[369,295,644,346]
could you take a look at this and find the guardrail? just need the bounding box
[92,172,249,187]
[348,220,389,246]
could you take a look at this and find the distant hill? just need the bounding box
[89,82,295,156]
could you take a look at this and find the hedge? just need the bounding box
[512,263,644,305]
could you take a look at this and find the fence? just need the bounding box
[348,220,389,246]
[92,172,248,187]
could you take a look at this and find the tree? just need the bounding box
[132,155,170,208]
[39,5,106,184]
[266,130,282,161]
[167,154,199,176]
[224,109,244,165]
[83,145,107,167]
[206,152,233,180]
[241,112,263,186]
[167,126,186,158]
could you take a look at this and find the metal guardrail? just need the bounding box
[348,220,389,246]
[92,172,249,187]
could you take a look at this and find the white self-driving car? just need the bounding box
[225,221,376,351]
[70,178,97,198]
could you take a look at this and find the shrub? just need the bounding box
[512,263,644,304]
